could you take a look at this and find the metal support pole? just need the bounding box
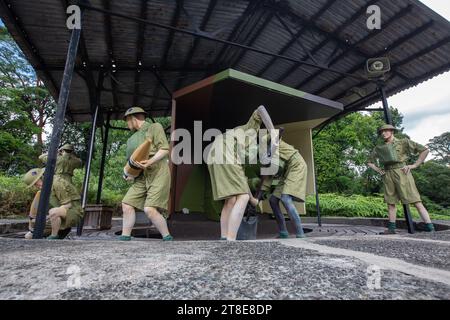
[314,164,322,227]
[96,112,111,204]
[33,27,81,239]
[379,85,415,234]
[379,85,393,125]
[403,204,415,234]
[77,105,99,236]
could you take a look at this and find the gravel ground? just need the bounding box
[0,237,449,300]
[314,235,450,271]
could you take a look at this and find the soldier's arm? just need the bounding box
[138,123,169,169]
[402,139,429,174]
[39,153,48,164]
[367,151,385,175]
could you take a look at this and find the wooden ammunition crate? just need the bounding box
[83,205,113,230]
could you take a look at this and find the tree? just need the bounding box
[0,26,57,173]
[413,161,450,208]
[427,132,450,166]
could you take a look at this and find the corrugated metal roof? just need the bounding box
[1,0,449,123]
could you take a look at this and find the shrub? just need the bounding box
[306,193,450,220]
[0,175,34,218]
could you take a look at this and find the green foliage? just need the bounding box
[427,132,450,165]
[413,161,450,208]
[0,175,34,218]
[305,193,450,220]
[0,25,56,174]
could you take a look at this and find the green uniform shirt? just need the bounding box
[39,153,82,177]
[49,176,81,207]
[369,137,427,167]
[126,121,169,160]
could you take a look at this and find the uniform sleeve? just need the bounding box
[39,154,48,164]
[71,155,82,169]
[405,139,427,155]
[368,149,377,164]
[149,123,169,151]
[53,179,79,205]
[241,111,262,132]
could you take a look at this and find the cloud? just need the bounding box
[405,112,450,146]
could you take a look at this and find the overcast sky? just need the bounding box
[371,0,450,145]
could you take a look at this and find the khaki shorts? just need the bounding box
[383,168,421,205]
[60,200,83,230]
[122,160,170,215]
[272,153,307,202]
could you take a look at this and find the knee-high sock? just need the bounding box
[145,208,170,238]
[280,194,304,236]
[269,195,288,234]
[227,194,250,241]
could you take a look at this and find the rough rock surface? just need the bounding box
[1,234,449,300]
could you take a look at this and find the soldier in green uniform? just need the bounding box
[207,106,275,241]
[22,168,84,239]
[120,107,173,241]
[368,124,434,234]
[261,139,308,239]
[39,144,82,185]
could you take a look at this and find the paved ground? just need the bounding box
[1,229,449,300]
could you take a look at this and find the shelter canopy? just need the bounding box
[1,0,449,123]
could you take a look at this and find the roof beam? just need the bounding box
[230,10,275,68]
[174,0,217,90]
[132,0,148,106]
[211,0,259,70]
[332,36,450,102]
[257,0,337,77]
[296,5,414,89]
[149,0,183,111]
[314,19,434,96]
[102,0,119,109]
[273,0,380,83]
[79,2,368,81]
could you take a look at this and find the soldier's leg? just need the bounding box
[121,203,136,237]
[269,195,289,238]
[280,194,305,238]
[221,196,236,239]
[413,202,434,231]
[384,204,398,234]
[48,207,67,237]
[227,193,250,241]
[144,206,170,239]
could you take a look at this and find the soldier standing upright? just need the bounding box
[120,107,173,241]
[368,124,435,234]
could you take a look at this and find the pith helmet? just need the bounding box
[60,144,74,151]
[378,124,398,134]
[23,168,45,188]
[123,107,147,119]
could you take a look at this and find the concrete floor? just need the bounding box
[1,228,449,300]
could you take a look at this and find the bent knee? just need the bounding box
[144,207,160,218]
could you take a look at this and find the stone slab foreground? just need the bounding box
[0,232,449,300]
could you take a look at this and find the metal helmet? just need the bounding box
[23,168,45,188]
[123,107,147,119]
[378,124,398,134]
